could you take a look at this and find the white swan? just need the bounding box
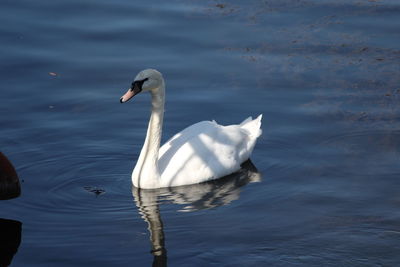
[120,69,262,189]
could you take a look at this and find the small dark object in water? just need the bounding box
[0,152,21,200]
[83,186,105,196]
[0,218,22,267]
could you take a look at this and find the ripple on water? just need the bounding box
[257,135,310,178]
[46,173,133,214]
[5,152,135,218]
[316,129,400,177]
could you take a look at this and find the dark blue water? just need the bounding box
[1,0,400,266]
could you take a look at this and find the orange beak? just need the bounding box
[120,88,136,103]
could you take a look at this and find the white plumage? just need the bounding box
[120,69,262,189]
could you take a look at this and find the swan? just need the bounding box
[120,69,262,189]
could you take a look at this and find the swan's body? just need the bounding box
[120,69,262,189]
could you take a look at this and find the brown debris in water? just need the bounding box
[83,186,105,196]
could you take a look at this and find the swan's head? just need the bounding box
[120,69,163,103]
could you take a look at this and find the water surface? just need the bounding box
[1,0,399,266]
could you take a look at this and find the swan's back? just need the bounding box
[158,115,262,187]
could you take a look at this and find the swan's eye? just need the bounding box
[130,78,149,91]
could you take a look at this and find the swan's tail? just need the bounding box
[240,114,262,138]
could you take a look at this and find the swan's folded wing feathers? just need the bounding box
[159,125,220,186]
[158,121,218,173]
[240,116,253,126]
[159,121,255,187]
[240,114,262,138]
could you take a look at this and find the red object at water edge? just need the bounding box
[0,152,21,200]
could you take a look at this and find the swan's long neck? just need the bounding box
[132,82,165,188]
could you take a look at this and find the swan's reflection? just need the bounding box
[132,160,261,267]
[0,218,22,267]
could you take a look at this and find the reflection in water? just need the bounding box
[0,218,22,267]
[0,152,21,200]
[132,160,261,267]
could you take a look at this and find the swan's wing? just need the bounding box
[240,114,262,138]
[240,116,253,126]
[158,120,218,172]
[158,120,255,187]
[158,120,216,157]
